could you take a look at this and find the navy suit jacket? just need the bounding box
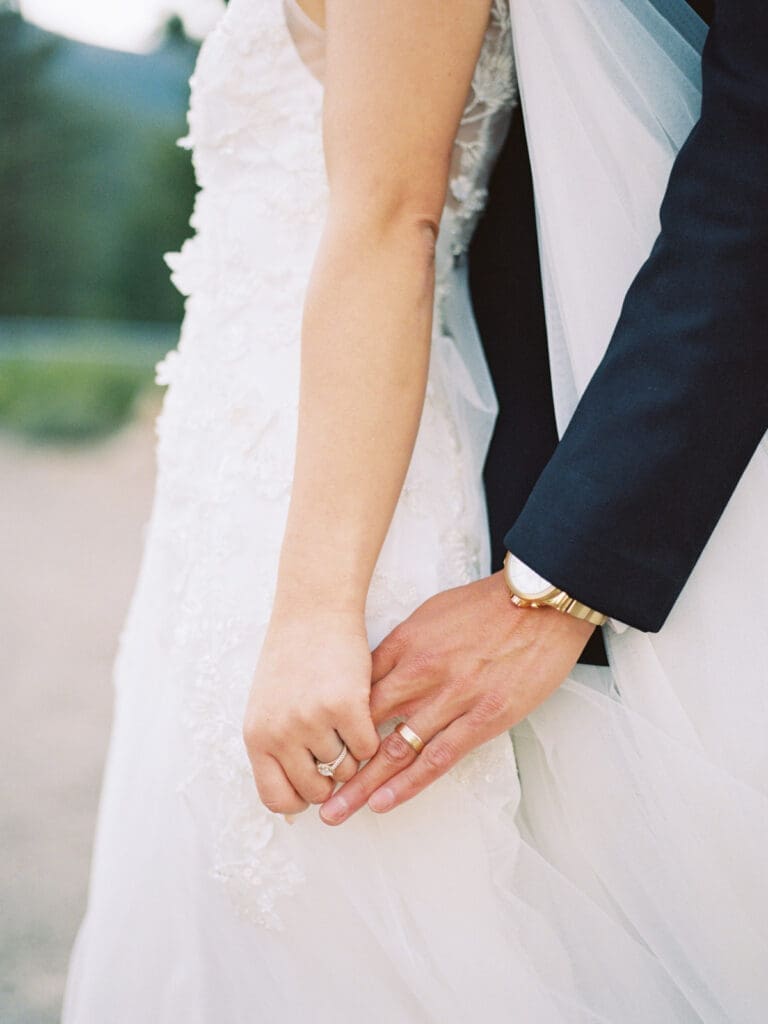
[470,0,767,662]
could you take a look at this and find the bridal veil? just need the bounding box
[507,0,768,1018]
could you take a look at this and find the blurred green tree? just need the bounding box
[0,6,198,322]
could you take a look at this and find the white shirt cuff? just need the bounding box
[606,616,629,634]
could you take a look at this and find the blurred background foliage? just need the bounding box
[1,9,221,1022]
[0,1,203,442]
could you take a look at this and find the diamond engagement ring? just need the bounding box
[314,742,348,777]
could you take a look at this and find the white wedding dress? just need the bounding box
[63,1,768,1021]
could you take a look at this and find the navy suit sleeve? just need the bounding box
[503,0,768,632]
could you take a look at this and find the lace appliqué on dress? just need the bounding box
[445,0,518,259]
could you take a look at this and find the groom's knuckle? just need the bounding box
[423,739,458,772]
[471,690,506,724]
[376,673,408,710]
[341,779,365,805]
[381,731,415,765]
[406,648,437,679]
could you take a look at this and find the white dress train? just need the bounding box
[62,1,768,1021]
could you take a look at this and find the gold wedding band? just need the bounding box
[395,722,425,754]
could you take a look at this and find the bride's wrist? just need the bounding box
[270,576,368,630]
[272,542,372,624]
[265,603,367,651]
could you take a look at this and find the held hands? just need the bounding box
[319,571,594,825]
[242,573,593,821]
[242,610,380,815]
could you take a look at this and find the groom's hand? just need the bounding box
[319,570,595,825]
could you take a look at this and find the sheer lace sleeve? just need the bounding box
[443,0,518,258]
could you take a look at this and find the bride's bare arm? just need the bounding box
[244,0,493,816]
[276,0,492,617]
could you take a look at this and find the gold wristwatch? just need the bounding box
[502,551,608,627]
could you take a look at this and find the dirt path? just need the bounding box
[0,412,157,1023]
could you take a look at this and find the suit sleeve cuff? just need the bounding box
[502,467,681,633]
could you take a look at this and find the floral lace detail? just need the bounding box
[148,0,518,930]
[444,0,518,258]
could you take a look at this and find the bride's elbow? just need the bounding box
[326,182,441,266]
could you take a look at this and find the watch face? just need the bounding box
[505,553,554,600]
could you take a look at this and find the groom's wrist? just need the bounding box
[502,551,611,628]
[501,480,669,632]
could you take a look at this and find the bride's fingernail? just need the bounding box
[321,795,348,824]
[368,787,394,812]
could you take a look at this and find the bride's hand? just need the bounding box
[242,611,381,815]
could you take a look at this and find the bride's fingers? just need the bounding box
[281,747,336,806]
[336,704,382,764]
[365,715,474,814]
[327,749,358,784]
[309,730,359,784]
[251,753,309,816]
[281,715,371,804]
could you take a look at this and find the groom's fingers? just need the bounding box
[319,707,447,825]
[370,627,408,683]
[318,726,418,824]
[369,670,421,726]
[365,718,474,814]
